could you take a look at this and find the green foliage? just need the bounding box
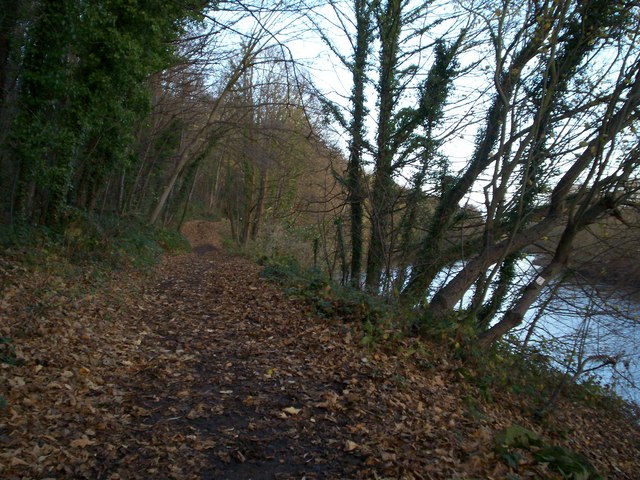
[417,309,478,352]
[154,227,192,254]
[495,424,543,468]
[0,337,16,365]
[77,214,190,268]
[0,224,63,266]
[360,320,383,348]
[259,256,390,327]
[1,212,189,270]
[534,445,602,480]
[495,424,602,480]
[4,0,210,224]
[455,337,562,409]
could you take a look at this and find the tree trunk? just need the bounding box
[0,0,19,108]
[209,156,223,214]
[365,0,402,292]
[240,157,254,246]
[478,195,620,347]
[150,127,187,224]
[178,164,200,230]
[250,165,267,240]
[425,64,640,319]
[428,213,563,319]
[346,0,372,288]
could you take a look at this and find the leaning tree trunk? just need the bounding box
[149,47,257,225]
[478,194,623,348]
[401,16,555,302]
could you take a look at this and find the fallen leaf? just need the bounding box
[344,440,358,452]
[10,456,29,466]
[282,406,301,415]
[70,437,95,448]
[9,377,25,387]
[132,406,151,417]
[381,451,396,462]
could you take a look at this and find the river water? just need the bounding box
[390,258,640,404]
[520,283,640,404]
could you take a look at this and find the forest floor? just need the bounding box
[1,220,640,479]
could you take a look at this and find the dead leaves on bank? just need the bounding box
[1,232,640,479]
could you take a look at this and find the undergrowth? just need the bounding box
[494,424,603,479]
[259,256,390,326]
[461,338,640,424]
[0,210,190,270]
[411,307,640,422]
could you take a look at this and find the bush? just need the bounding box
[494,424,602,479]
[259,256,389,326]
[0,211,190,270]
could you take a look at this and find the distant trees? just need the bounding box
[213,52,332,246]
[0,0,333,242]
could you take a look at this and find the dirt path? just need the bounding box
[96,234,364,478]
[3,221,639,479]
[88,222,479,479]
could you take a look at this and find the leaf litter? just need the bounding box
[0,220,639,479]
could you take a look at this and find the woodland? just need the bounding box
[1,0,640,478]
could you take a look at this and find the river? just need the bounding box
[389,258,640,404]
[521,283,640,404]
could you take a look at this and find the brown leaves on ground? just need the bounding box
[1,221,639,479]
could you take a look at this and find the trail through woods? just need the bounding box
[1,221,639,479]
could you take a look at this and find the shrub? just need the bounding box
[1,211,190,270]
[259,256,389,326]
[494,424,602,479]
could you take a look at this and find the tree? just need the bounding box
[411,0,640,346]
[311,0,465,290]
[1,0,211,225]
[306,0,377,286]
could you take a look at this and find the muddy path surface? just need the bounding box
[94,223,366,478]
